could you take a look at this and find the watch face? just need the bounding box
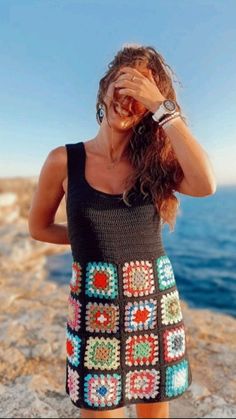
[164,99,176,112]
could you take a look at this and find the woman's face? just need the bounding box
[103,63,152,132]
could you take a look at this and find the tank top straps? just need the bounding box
[65,141,85,193]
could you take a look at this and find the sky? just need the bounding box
[0,0,236,185]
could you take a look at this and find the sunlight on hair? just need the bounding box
[121,42,142,48]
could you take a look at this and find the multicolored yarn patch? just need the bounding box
[85,261,118,299]
[156,255,176,291]
[165,359,189,397]
[122,260,155,297]
[84,337,120,370]
[67,364,79,403]
[125,299,157,332]
[70,261,82,295]
[84,374,122,408]
[161,290,183,326]
[125,369,160,400]
[67,295,81,332]
[163,325,186,363]
[125,334,159,366]
[85,302,119,334]
[66,328,81,367]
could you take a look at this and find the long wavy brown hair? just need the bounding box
[96,43,189,232]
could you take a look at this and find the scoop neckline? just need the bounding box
[81,141,124,199]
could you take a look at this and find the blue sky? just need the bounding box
[0,0,236,184]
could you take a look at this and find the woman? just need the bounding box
[28,44,216,419]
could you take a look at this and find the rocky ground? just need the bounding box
[0,178,235,418]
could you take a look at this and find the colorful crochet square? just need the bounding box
[165,359,189,397]
[85,302,119,334]
[122,260,155,297]
[84,374,122,408]
[161,290,183,326]
[125,299,157,332]
[67,295,81,332]
[67,364,79,403]
[125,369,160,400]
[156,255,176,291]
[163,325,186,363]
[84,337,120,370]
[70,261,82,295]
[125,334,159,366]
[66,328,82,367]
[85,261,118,299]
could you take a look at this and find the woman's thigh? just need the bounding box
[136,401,169,418]
[80,406,126,418]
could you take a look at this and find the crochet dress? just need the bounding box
[65,141,192,411]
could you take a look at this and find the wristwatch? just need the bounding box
[152,99,177,123]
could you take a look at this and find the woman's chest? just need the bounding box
[63,160,134,200]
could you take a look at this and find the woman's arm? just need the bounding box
[28,146,70,244]
[162,117,217,197]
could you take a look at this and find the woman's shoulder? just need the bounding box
[46,145,67,168]
[41,146,67,182]
[47,145,67,160]
[44,141,82,182]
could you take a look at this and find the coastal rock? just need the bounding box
[0,192,19,224]
[0,375,84,418]
[0,376,60,418]
[188,382,211,401]
[0,192,17,206]
[0,219,68,271]
[0,176,66,221]
[202,406,236,418]
[199,395,236,418]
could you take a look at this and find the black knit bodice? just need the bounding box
[65,141,166,264]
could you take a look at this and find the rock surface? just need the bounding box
[0,177,235,418]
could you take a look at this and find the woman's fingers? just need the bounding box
[104,80,116,107]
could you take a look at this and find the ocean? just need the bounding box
[46,185,236,318]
